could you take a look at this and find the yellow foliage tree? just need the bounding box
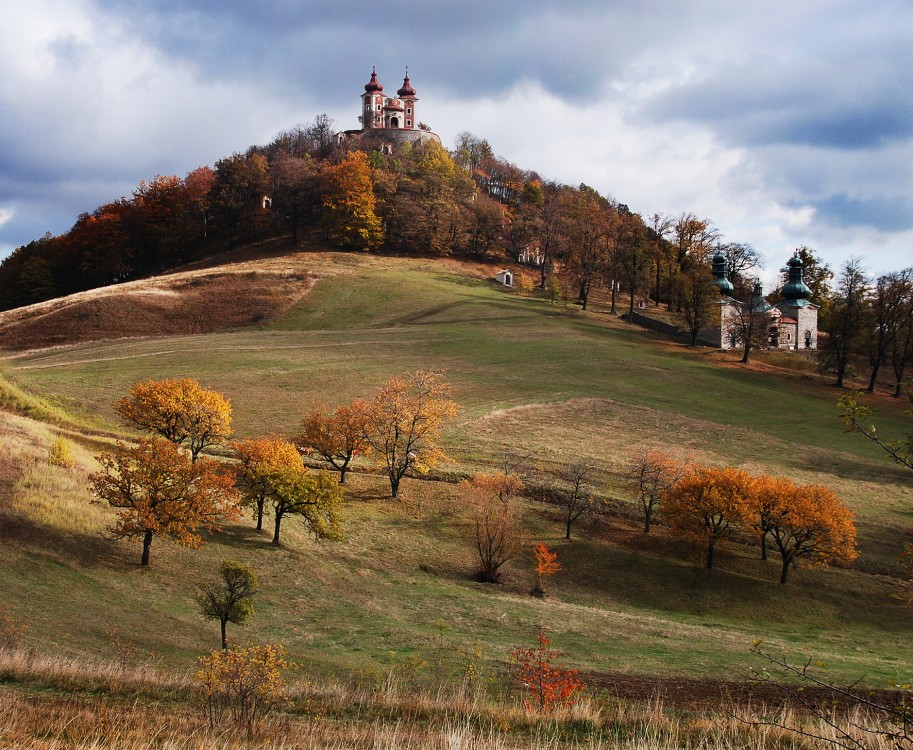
[231,435,302,530]
[196,643,291,734]
[266,464,343,546]
[322,150,384,251]
[663,466,755,569]
[364,370,459,499]
[90,438,240,566]
[115,378,233,461]
[294,399,371,484]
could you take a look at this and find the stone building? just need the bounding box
[705,250,818,351]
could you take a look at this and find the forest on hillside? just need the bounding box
[0,115,757,315]
[3,115,912,397]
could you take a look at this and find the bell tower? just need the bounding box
[397,70,418,130]
[361,67,384,129]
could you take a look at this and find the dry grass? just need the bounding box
[0,644,904,749]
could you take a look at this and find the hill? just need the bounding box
[1,241,912,745]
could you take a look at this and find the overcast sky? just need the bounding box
[1,0,911,286]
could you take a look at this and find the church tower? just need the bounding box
[397,71,418,130]
[361,68,384,129]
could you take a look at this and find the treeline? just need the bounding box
[0,115,756,314]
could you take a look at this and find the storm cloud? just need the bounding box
[1,0,911,276]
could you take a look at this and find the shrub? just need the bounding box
[47,438,75,468]
[195,644,291,735]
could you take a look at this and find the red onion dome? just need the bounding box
[364,68,383,93]
[397,73,416,97]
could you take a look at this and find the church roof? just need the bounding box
[397,73,416,98]
[364,68,383,93]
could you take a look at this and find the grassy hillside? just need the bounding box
[1,247,912,696]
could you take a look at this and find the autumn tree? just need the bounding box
[511,629,585,713]
[464,471,524,583]
[718,242,762,300]
[675,264,719,346]
[210,152,271,245]
[294,399,371,483]
[231,435,302,530]
[646,212,674,306]
[663,466,754,569]
[626,448,684,533]
[821,258,871,388]
[531,542,561,596]
[90,438,240,566]
[267,465,343,546]
[115,378,233,462]
[865,269,913,392]
[888,285,913,397]
[754,480,857,583]
[727,282,775,364]
[364,370,459,499]
[322,150,384,250]
[560,186,611,310]
[197,561,257,649]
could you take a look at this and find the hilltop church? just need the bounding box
[705,251,819,351]
[336,68,442,151]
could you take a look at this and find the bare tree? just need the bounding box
[549,463,599,540]
[626,449,684,533]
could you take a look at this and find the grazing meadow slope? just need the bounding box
[1,244,912,710]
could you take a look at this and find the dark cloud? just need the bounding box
[810,194,913,233]
[90,0,670,101]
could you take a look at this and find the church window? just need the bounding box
[406,107,412,114]
[406,119,411,126]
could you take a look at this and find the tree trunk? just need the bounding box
[141,530,153,566]
[389,473,400,499]
[255,500,264,531]
[741,340,751,364]
[272,511,283,545]
[895,368,906,397]
[565,518,572,540]
[610,281,617,315]
[867,360,882,393]
[643,507,652,534]
[339,465,348,484]
[221,619,228,649]
[705,539,716,569]
[779,555,791,584]
[654,263,661,306]
[760,533,767,561]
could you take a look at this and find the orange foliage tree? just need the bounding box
[231,435,302,531]
[531,542,561,596]
[751,478,857,584]
[90,438,240,566]
[294,399,371,484]
[115,378,233,462]
[364,370,459,499]
[322,150,384,251]
[463,471,524,583]
[663,466,754,569]
[626,448,684,533]
[511,629,585,712]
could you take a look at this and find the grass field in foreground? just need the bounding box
[1,250,912,689]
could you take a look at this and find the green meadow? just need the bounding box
[1,251,912,688]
